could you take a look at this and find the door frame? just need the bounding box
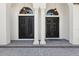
[15,14,34,40]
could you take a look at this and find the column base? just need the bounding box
[33,40,39,45]
[40,40,46,45]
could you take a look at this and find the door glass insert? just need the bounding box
[19,7,33,14]
[46,8,59,15]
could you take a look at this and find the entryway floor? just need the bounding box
[0,39,79,48]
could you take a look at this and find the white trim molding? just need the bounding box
[18,14,34,16]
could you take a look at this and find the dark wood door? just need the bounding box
[19,16,34,39]
[46,17,59,38]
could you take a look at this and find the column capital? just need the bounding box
[39,3,46,9]
[33,3,46,9]
[33,3,39,9]
[40,8,46,15]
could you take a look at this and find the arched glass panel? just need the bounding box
[19,7,33,14]
[47,8,59,15]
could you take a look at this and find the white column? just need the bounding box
[68,4,73,44]
[72,5,79,44]
[40,8,46,45]
[33,8,39,45]
[0,3,10,45]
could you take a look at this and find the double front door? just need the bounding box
[19,16,59,39]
